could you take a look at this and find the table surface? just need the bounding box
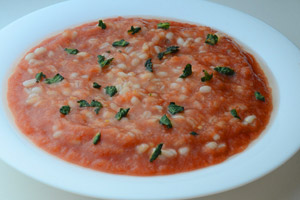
[0,0,299,199]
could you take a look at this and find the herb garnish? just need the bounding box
[77,100,90,107]
[168,102,184,115]
[145,58,153,72]
[97,55,114,67]
[150,143,163,162]
[77,100,103,114]
[157,22,170,30]
[190,131,199,136]
[35,72,46,83]
[201,70,213,82]
[98,20,106,29]
[90,100,102,107]
[112,39,129,47]
[128,26,141,34]
[93,132,101,145]
[255,91,265,101]
[105,86,117,97]
[159,114,172,128]
[179,64,192,78]
[45,73,64,84]
[205,34,218,45]
[115,108,130,120]
[64,48,79,55]
[214,66,235,76]
[93,82,101,89]
[91,100,103,114]
[60,105,70,115]
[230,109,241,119]
[158,46,179,60]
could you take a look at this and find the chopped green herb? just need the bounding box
[255,91,265,101]
[128,26,141,34]
[106,50,111,53]
[91,100,103,114]
[157,22,170,30]
[168,102,184,115]
[150,143,163,162]
[158,46,179,60]
[93,132,101,145]
[205,34,218,45]
[179,64,192,78]
[93,82,101,89]
[60,105,70,115]
[105,86,117,97]
[98,20,106,29]
[201,70,213,82]
[64,48,79,55]
[190,131,199,136]
[77,100,90,107]
[159,114,172,128]
[94,107,101,114]
[90,100,102,108]
[214,66,235,76]
[45,73,64,84]
[115,108,130,120]
[230,109,241,119]
[112,39,129,47]
[77,100,103,114]
[97,55,114,67]
[157,52,164,60]
[148,93,152,96]
[145,58,153,72]
[35,72,46,83]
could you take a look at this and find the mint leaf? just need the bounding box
[93,132,101,144]
[35,72,46,83]
[230,109,241,119]
[112,39,129,47]
[115,108,130,120]
[214,66,235,76]
[255,91,265,101]
[150,143,163,162]
[159,114,172,128]
[60,105,70,115]
[97,55,114,67]
[190,131,199,136]
[201,70,213,82]
[145,58,153,72]
[205,34,218,45]
[105,86,117,97]
[45,74,64,84]
[93,82,101,89]
[179,64,192,78]
[168,102,184,115]
[77,100,90,107]
[128,26,141,34]
[98,20,106,29]
[157,22,170,30]
[64,48,79,55]
[158,46,179,60]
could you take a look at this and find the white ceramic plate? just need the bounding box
[0,0,299,199]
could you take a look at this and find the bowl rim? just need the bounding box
[0,0,300,199]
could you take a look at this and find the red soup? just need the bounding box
[7,17,272,175]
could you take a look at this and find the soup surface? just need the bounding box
[7,17,272,175]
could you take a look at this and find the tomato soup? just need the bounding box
[7,17,272,175]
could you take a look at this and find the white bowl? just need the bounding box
[0,0,299,199]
